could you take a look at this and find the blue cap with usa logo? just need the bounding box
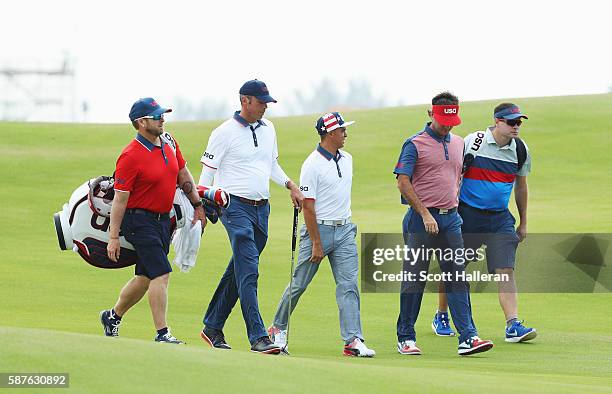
[315,112,355,135]
[494,104,528,120]
[239,79,277,103]
[129,97,172,121]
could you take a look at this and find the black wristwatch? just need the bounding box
[191,200,203,208]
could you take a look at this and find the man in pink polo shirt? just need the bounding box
[393,92,493,356]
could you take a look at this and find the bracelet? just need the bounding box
[191,200,203,208]
[110,237,119,240]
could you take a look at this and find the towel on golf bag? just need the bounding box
[171,189,202,272]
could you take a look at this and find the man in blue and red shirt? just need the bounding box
[100,97,205,344]
[433,102,536,343]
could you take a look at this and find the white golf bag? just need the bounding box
[54,176,229,270]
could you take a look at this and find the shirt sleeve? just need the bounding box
[299,160,317,200]
[273,130,279,161]
[271,160,290,187]
[393,139,418,177]
[270,132,290,186]
[198,165,217,187]
[114,151,138,193]
[200,129,227,170]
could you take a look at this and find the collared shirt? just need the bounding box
[200,111,280,200]
[394,123,464,209]
[460,127,532,210]
[114,133,186,213]
[299,145,352,221]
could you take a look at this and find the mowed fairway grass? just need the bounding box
[1,94,611,393]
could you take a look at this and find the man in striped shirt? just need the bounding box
[433,102,537,343]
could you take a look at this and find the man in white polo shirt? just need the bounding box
[198,79,304,355]
[268,112,375,357]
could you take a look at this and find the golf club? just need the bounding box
[281,207,299,355]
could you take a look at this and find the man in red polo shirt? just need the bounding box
[101,97,205,343]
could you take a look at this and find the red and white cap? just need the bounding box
[432,105,461,126]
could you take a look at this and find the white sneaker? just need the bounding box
[344,338,376,357]
[397,340,422,355]
[267,326,287,348]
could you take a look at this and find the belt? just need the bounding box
[125,208,170,220]
[230,194,268,207]
[316,218,351,226]
[427,207,457,215]
[459,201,504,215]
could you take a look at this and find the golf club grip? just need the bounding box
[291,207,298,251]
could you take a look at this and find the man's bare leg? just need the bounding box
[148,273,170,330]
[496,268,518,322]
[114,275,151,317]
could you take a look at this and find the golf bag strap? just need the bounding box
[463,132,527,173]
[515,137,527,172]
[462,131,483,174]
[161,132,177,155]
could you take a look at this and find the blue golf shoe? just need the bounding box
[431,311,455,337]
[505,320,537,343]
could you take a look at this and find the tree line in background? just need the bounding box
[172,78,391,121]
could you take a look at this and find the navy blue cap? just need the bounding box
[315,112,355,135]
[129,97,172,121]
[494,105,528,120]
[239,80,277,103]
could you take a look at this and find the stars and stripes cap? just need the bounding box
[315,112,355,135]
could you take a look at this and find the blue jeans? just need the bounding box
[272,222,363,342]
[397,208,478,343]
[203,199,270,344]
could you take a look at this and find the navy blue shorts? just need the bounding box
[458,204,520,273]
[121,212,172,279]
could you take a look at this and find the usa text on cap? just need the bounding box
[239,79,277,103]
[129,98,172,121]
[432,104,461,127]
[315,112,355,135]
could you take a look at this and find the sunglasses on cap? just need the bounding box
[499,118,522,127]
[136,114,164,121]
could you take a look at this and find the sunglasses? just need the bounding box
[137,114,164,121]
[499,118,522,127]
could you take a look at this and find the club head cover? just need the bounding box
[203,199,222,224]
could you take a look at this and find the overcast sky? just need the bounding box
[1,0,610,122]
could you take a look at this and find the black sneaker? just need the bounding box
[100,310,121,337]
[250,336,281,355]
[200,326,231,349]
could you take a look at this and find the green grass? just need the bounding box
[1,94,612,393]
